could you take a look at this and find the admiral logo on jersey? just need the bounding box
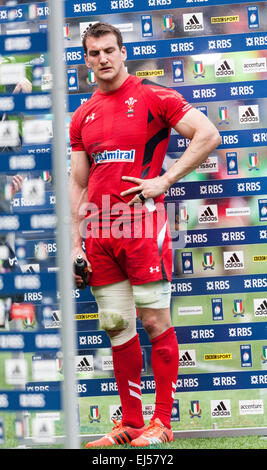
[92,149,135,164]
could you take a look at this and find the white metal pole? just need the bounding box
[48,0,79,449]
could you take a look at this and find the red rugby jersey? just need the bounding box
[70,75,191,225]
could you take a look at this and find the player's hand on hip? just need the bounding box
[120,175,169,206]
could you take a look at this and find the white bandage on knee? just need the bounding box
[132,280,171,309]
[91,280,137,346]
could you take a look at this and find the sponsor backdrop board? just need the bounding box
[0,0,266,441]
[62,0,267,437]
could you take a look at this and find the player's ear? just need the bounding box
[121,46,127,63]
[84,53,90,68]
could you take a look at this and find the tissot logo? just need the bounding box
[196,156,218,173]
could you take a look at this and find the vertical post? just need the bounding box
[48,0,79,449]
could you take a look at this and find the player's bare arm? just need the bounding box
[11,175,24,197]
[70,150,92,283]
[13,77,32,94]
[121,108,221,205]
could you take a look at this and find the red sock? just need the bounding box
[112,334,144,428]
[151,327,179,428]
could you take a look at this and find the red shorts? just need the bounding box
[85,210,173,286]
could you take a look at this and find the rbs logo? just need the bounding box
[64,50,82,63]
[133,45,157,56]
[111,0,134,8]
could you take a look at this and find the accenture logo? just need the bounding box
[215,59,235,77]
[223,251,244,270]
[239,105,259,124]
[243,57,267,73]
[183,13,204,31]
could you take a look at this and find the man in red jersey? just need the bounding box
[70,22,221,448]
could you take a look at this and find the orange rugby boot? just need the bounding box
[85,419,145,448]
[130,418,173,447]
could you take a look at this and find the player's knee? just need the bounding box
[141,315,159,336]
[91,280,137,346]
[97,308,137,346]
[132,280,171,309]
[98,309,128,331]
[141,315,171,338]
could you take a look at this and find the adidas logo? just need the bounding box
[211,400,231,417]
[198,204,218,223]
[179,350,196,368]
[215,59,235,76]
[223,251,244,270]
[76,355,94,372]
[183,13,204,31]
[254,298,267,317]
[44,310,61,328]
[111,405,123,422]
[26,266,36,273]
[239,105,259,123]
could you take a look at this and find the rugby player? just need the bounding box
[70,22,221,447]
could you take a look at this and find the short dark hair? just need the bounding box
[82,22,123,54]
